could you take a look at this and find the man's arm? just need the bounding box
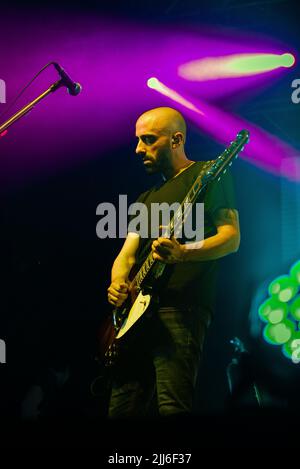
[151,208,240,263]
[107,232,140,306]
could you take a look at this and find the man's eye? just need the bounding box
[143,136,156,144]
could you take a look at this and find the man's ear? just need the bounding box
[172,133,183,145]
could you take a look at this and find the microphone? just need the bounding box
[53,62,82,96]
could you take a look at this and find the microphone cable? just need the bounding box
[0,61,57,122]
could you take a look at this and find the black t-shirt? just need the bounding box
[128,161,236,317]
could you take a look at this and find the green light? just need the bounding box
[258,259,300,362]
[264,320,294,345]
[147,77,159,89]
[290,295,300,321]
[258,297,287,323]
[282,332,300,362]
[230,53,295,75]
[179,52,296,81]
[290,260,300,285]
[268,307,287,324]
[281,53,295,68]
[268,275,298,302]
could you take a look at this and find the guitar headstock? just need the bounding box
[201,129,250,185]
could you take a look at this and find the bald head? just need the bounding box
[135,107,190,178]
[136,107,187,143]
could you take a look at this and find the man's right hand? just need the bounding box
[107,280,130,307]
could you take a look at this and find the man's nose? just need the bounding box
[135,140,145,155]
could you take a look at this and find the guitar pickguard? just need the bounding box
[115,291,151,339]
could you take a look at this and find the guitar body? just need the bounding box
[115,290,152,338]
[98,282,159,367]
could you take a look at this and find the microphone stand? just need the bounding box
[0,79,64,136]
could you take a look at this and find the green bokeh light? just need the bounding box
[290,260,300,285]
[263,320,294,345]
[290,295,300,321]
[258,297,287,323]
[268,275,298,302]
[282,332,300,362]
[258,260,300,363]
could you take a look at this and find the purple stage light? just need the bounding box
[0,11,297,187]
[148,77,300,181]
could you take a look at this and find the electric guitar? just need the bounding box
[99,129,250,366]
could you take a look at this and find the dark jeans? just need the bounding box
[108,305,209,418]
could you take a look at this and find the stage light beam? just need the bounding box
[146,76,300,180]
[178,53,296,81]
[147,77,204,115]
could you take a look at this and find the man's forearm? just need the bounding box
[182,226,240,262]
[111,254,135,282]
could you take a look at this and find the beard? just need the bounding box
[143,147,172,175]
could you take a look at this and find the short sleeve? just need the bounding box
[203,169,236,217]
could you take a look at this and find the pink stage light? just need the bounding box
[147,77,300,181]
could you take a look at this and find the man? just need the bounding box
[107,106,240,417]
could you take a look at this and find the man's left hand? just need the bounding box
[151,236,185,263]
